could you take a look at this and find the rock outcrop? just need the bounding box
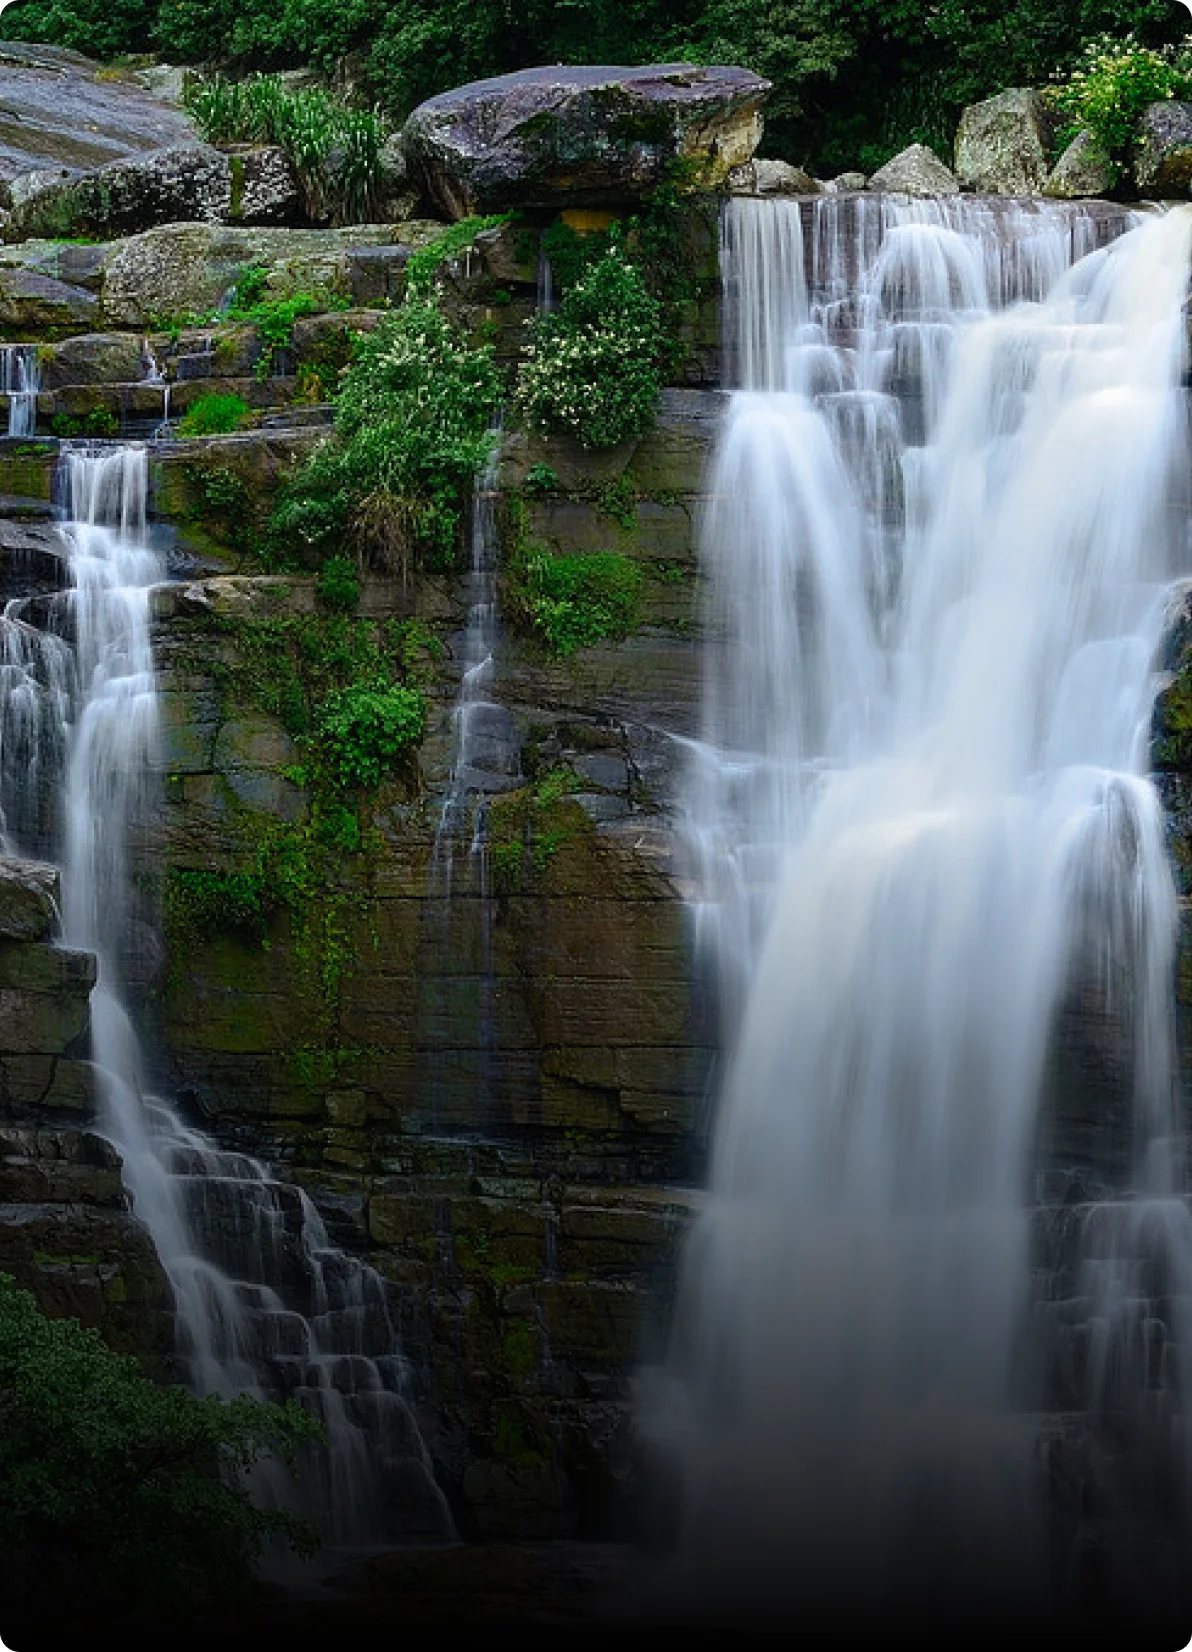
[1043,131,1114,200]
[0,41,197,184]
[4,144,304,243]
[402,62,769,218]
[1134,101,1192,197]
[727,158,819,195]
[954,88,1056,194]
[868,143,959,196]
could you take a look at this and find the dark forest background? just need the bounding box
[4,0,1189,172]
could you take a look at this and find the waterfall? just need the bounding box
[45,442,451,1557]
[652,196,1192,1633]
[425,425,518,1130]
[2,344,40,438]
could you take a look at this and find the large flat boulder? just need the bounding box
[0,41,197,183]
[955,88,1055,194]
[402,62,769,218]
[4,144,303,243]
[1134,101,1192,197]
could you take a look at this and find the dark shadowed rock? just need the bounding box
[0,40,197,183]
[0,858,59,942]
[869,143,958,196]
[1134,101,1192,197]
[955,88,1056,194]
[402,62,769,218]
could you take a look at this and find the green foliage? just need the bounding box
[523,462,560,496]
[166,867,271,944]
[405,215,510,295]
[0,1272,321,1609]
[1044,33,1192,172]
[184,73,387,224]
[177,392,252,437]
[273,299,500,571]
[516,252,664,450]
[8,0,1189,173]
[316,682,426,789]
[50,408,119,439]
[509,544,644,656]
[315,554,360,611]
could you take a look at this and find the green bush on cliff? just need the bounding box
[516,252,664,449]
[271,299,500,571]
[1044,33,1192,173]
[316,682,426,788]
[508,546,644,656]
[0,1272,321,1610]
[177,392,252,437]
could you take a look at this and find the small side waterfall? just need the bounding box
[653,195,1192,1633]
[2,344,40,438]
[33,442,451,1554]
[425,426,519,1130]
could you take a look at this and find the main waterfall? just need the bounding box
[653,196,1192,1635]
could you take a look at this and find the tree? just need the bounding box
[0,1273,322,1615]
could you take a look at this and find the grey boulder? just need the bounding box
[954,89,1055,194]
[402,62,769,218]
[868,144,959,196]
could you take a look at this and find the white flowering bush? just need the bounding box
[516,253,665,449]
[1046,34,1192,176]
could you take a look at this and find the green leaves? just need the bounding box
[0,1273,322,1608]
[274,298,500,571]
[316,682,426,788]
[516,253,664,450]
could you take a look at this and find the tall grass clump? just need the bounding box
[185,73,387,224]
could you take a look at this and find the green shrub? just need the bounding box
[50,408,120,439]
[185,74,387,225]
[316,682,426,789]
[273,299,500,571]
[0,1272,321,1610]
[509,548,644,656]
[1044,33,1192,176]
[166,867,272,945]
[177,393,252,438]
[516,253,664,450]
[404,215,510,295]
[316,555,361,611]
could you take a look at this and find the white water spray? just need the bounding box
[654,195,1192,1629]
[2,344,40,438]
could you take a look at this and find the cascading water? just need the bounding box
[425,426,519,1129]
[38,441,451,1558]
[651,195,1192,1635]
[2,344,40,438]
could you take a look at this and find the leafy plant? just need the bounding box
[316,682,426,789]
[272,299,500,571]
[177,392,252,438]
[508,546,644,656]
[516,252,664,450]
[1044,32,1192,175]
[50,408,119,439]
[0,1273,321,1611]
[315,555,360,611]
[523,462,560,496]
[184,74,387,225]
